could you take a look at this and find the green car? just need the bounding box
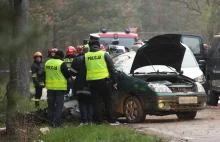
[112,34,207,123]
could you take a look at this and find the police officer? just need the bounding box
[45,50,71,127]
[31,52,45,109]
[64,46,77,96]
[85,34,119,125]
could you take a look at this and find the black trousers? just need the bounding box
[35,86,43,107]
[47,90,65,126]
[78,95,93,123]
[89,79,116,123]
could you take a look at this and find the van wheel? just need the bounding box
[124,96,146,123]
[207,90,219,106]
[176,111,197,120]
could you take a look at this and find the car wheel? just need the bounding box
[207,81,219,106]
[124,96,146,123]
[176,111,197,120]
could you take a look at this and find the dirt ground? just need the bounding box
[129,108,220,142]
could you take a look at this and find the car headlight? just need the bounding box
[148,83,172,93]
[195,82,205,93]
[194,75,205,84]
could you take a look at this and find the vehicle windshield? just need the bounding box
[181,50,198,68]
[181,36,201,54]
[100,37,136,48]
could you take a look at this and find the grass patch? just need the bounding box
[38,124,164,142]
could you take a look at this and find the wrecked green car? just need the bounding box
[112,34,207,123]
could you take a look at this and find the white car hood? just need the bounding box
[181,67,203,79]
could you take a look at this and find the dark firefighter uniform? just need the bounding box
[45,50,71,127]
[85,40,118,125]
[31,52,45,108]
[64,46,77,95]
[70,54,93,125]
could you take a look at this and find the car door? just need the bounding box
[206,37,219,84]
[213,41,220,91]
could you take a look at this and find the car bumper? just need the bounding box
[142,92,207,112]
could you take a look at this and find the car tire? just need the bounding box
[176,111,197,120]
[124,96,146,123]
[207,81,219,106]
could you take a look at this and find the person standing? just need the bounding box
[64,46,77,96]
[45,50,71,127]
[85,34,119,125]
[31,52,45,109]
[70,52,93,126]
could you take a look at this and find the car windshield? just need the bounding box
[181,50,198,68]
[100,37,136,48]
[181,36,201,54]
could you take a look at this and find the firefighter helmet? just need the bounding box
[34,52,42,58]
[66,46,76,55]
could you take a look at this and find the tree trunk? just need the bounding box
[17,0,30,97]
[6,0,29,138]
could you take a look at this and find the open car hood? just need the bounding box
[130,34,186,73]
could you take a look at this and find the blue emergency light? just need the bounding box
[102,29,107,33]
[125,29,130,34]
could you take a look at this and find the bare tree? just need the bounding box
[7,0,30,137]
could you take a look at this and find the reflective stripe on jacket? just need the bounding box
[63,58,74,69]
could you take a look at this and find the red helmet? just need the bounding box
[48,47,57,57]
[77,45,83,54]
[100,44,105,51]
[66,46,76,55]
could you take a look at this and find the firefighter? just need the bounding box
[77,45,84,56]
[86,34,119,125]
[100,44,105,51]
[31,52,45,109]
[64,46,77,96]
[47,47,58,58]
[45,50,71,127]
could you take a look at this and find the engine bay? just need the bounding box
[133,74,196,93]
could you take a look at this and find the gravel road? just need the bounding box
[130,108,220,142]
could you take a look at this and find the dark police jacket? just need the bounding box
[70,49,117,95]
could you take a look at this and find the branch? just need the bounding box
[206,0,210,6]
[171,0,202,14]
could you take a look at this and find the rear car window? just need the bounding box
[182,36,201,54]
